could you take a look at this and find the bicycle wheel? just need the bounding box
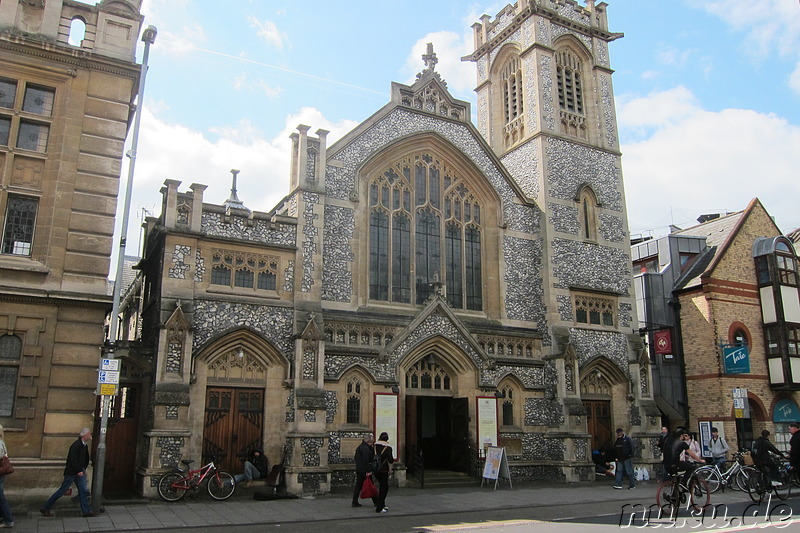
[656,479,679,517]
[688,477,711,511]
[747,469,766,504]
[736,466,756,492]
[694,466,721,494]
[207,471,235,500]
[158,472,187,502]
[775,469,791,500]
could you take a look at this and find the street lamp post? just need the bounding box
[92,24,157,513]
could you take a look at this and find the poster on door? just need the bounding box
[374,392,399,458]
[476,396,498,458]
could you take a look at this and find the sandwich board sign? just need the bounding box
[481,446,512,490]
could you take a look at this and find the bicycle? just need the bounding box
[157,457,236,502]
[693,452,750,493]
[747,459,791,503]
[655,469,711,516]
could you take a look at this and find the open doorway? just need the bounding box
[405,396,470,472]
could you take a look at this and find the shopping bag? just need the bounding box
[360,474,378,499]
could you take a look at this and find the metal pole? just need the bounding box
[92,25,157,513]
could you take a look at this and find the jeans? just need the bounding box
[0,475,14,524]
[234,461,263,484]
[43,472,91,514]
[615,458,635,488]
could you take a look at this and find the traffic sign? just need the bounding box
[98,370,120,384]
[99,384,117,396]
[101,359,120,371]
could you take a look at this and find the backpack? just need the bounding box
[751,438,760,456]
[370,446,387,474]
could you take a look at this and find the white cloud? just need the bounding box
[655,45,692,67]
[247,16,288,50]
[233,73,283,99]
[620,89,800,237]
[617,86,700,129]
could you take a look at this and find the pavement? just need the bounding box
[0,478,768,532]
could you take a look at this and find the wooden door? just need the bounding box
[94,384,139,492]
[204,387,264,473]
[449,397,470,473]
[583,400,612,452]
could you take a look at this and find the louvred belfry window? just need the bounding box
[368,153,483,310]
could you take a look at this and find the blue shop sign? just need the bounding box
[723,345,750,374]
[773,399,800,423]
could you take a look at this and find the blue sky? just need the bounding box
[106,0,800,260]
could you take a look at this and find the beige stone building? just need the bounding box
[634,199,800,457]
[0,0,143,491]
[118,0,659,498]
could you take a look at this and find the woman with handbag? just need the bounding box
[373,432,394,514]
[0,424,14,528]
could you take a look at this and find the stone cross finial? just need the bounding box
[422,42,438,71]
[223,168,249,211]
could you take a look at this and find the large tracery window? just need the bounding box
[369,153,483,310]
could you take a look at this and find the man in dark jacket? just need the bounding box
[753,429,785,484]
[234,448,269,487]
[789,423,800,470]
[613,428,636,490]
[41,428,95,517]
[351,433,374,507]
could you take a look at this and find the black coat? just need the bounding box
[64,438,90,476]
[373,443,394,473]
[354,441,374,473]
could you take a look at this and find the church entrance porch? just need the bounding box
[405,395,470,472]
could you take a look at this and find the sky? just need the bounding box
[99,0,800,264]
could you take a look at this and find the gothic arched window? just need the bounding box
[576,186,598,241]
[501,57,523,124]
[556,48,584,115]
[346,377,362,424]
[369,153,483,310]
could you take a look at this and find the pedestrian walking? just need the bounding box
[613,427,636,490]
[373,432,395,513]
[40,428,96,517]
[351,433,374,507]
[0,425,14,528]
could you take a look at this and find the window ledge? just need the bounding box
[0,255,49,273]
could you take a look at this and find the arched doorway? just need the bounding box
[195,329,290,474]
[400,338,478,473]
[580,357,626,453]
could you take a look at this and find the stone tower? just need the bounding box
[464,0,653,455]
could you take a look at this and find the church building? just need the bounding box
[120,0,657,497]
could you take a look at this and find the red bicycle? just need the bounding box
[157,458,236,501]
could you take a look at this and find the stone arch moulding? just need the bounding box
[736,392,767,422]
[329,362,379,384]
[579,355,627,396]
[356,131,506,211]
[397,335,480,390]
[552,33,592,61]
[192,326,291,381]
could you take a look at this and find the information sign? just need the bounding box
[476,397,498,458]
[99,384,117,396]
[373,393,399,458]
[481,446,512,490]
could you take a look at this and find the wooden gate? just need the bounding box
[583,399,612,452]
[94,384,139,493]
[203,387,264,473]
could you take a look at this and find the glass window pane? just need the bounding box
[2,195,38,256]
[16,120,49,152]
[234,269,254,288]
[0,79,16,108]
[22,84,55,115]
[210,265,231,285]
[0,116,9,145]
[257,271,276,290]
[0,334,22,360]
[0,366,17,417]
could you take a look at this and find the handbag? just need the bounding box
[360,473,378,499]
[0,456,13,476]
